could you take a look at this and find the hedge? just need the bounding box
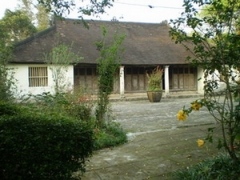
[0,105,94,179]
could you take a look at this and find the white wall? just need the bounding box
[197,67,205,94]
[197,67,240,94]
[7,64,74,99]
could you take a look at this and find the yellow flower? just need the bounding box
[191,102,202,111]
[197,139,205,147]
[177,110,187,121]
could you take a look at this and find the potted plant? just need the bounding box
[146,66,163,102]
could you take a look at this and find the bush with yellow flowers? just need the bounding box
[177,96,240,164]
[177,100,203,121]
[170,0,240,172]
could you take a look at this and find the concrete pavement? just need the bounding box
[77,97,222,180]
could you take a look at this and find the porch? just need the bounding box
[74,64,204,96]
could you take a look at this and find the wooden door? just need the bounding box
[170,66,197,90]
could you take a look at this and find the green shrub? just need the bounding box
[0,109,94,179]
[94,122,128,150]
[0,101,20,116]
[65,103,92,121]
[30,92,94,122]
[31,92,69,107]
[172,153,240,180]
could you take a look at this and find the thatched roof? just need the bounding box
[12,18,190,65]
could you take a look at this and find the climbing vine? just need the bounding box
[95,26,125,127]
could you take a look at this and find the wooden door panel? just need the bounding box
[132,75,138,90]
[179,74,184,89]
[139,74,145,90]
[173,74,178,89]
[125,75,132,91]
[183,74,195,89]
[170,66,197,90]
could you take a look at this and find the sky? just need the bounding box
[0,0,186,23]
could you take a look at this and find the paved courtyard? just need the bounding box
[79,97,222,180]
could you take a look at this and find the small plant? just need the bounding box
[93,122,128,150]
[28,89,94,122]
[147,66,163,91]
[172,153,240,180]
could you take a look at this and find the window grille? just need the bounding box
[29,67,48,87]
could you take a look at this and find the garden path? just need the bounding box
[79,97,221,180]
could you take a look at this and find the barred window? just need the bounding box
[29,67,48,87]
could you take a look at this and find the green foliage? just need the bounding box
[37,0,114,19]
[172,153,240,180]
[20,0,35,23]
[45,42,83,94]
[0,66,16,102]
[0,9,37,43]
[0,89,127,179]
[170,0,240,163]
[147,66,163,91]
[45,42,83,65]
[0,84,127,178]
[95,26,125,127]
[0,102,94,179]
[31,91,128,150]
[28,91,93,122]
[36,3,50,31]
[0,9,36,102]
[0,101,20,116]
[30,92,69,107]
[66,103,93,121]
[19,0,50,31]
[93,122,128,150]
[6,0,50,32]
[97,27,125,94]
[0,25,12,64]
[199,0,240,33]
[0,17,16,101]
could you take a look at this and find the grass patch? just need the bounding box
[172,153,240,180]
[93,121,128,150]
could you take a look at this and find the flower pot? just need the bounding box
[147,91,162,102]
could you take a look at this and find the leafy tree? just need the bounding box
[0,9,37,44]
[0,65,15,102]
[36,3,50,31]
[45,41,83,94]
[20,0,50,31]
[0,7,43,101]
[0,18,15,101]
[170,0,240,163]
[21,0,35,23]
[0,25,11,63]
[37,0,114,19]
[0,47,14,102]
[199,0,240,33]
[95,26,125,127]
